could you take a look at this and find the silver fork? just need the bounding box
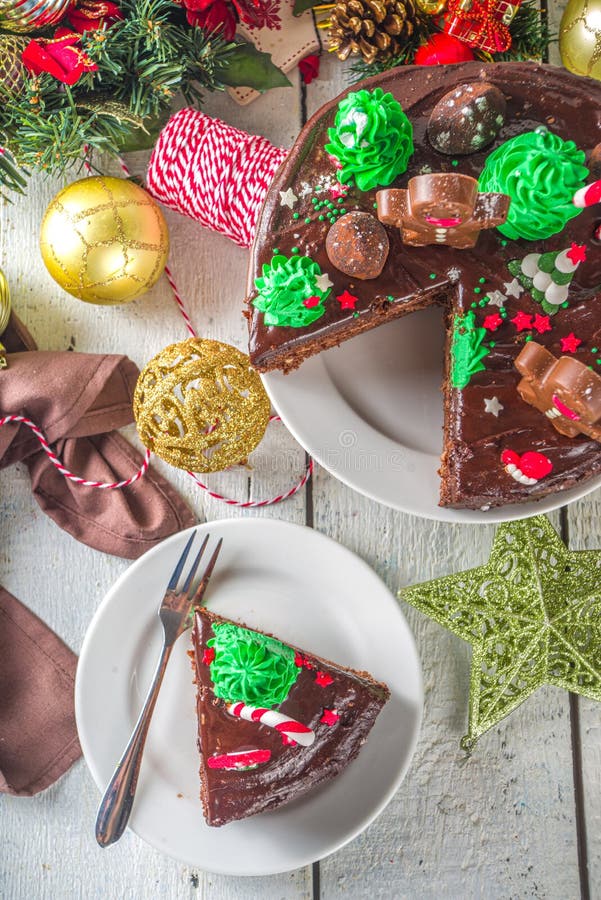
[95,530,223,848]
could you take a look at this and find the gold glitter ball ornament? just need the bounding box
[40,176,169,305]
[560,0,601,80]
[0,268,11,336]
[134,338,271,473]
[0,35,28,94]
[0,0,73,31]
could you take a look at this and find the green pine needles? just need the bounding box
[0,0,288,198]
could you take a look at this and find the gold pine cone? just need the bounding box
[0,34,28,95]
[328,0,418,65]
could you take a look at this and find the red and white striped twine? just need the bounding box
[0,138,311,507]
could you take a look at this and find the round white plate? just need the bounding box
[76,519,423,876]
[263,307,601,523]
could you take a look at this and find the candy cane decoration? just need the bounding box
[207,748,271,770]
[573,180,601,208]
[226,702,315,747]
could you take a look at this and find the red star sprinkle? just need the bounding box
[320,708,340,726]
[315,671,334,687]
[329,181,349,199]
[483,313,503,331]
[511,311,533,332]
[303,295,320,309]
[560,333,582,353]
[337,290,359,310]
[294,652,305,668]
[532,314,552,335]
[566,242,587,265]
[202,647,215,665]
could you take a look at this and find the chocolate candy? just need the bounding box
[588,142,601,179]
[325,211,389,280]
[427,82,506,156]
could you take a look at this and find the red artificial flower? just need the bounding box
[22,28,98,86]
[67,0,123,33]
[182,0,238,40]
[299,53,320,85]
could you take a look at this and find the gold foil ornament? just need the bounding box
[0,268,11,369]
[0,0,73,31]
[560,0,601,81]
[0,34,28,94]
[415,0,447,14]
[133,338,271,473]
[40,176,169,305]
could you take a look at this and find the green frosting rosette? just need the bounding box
[478,127,588,241]
[208,623,299,708]
[252,253,330,328]
[325,87,414,193]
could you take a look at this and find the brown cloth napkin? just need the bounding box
[1,313,196,558]
[0,586,81,796]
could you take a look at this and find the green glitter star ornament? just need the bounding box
[400,516,601,752]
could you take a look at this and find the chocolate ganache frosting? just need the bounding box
[246,62,601,510]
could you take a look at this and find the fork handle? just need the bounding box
[95,640,174,847]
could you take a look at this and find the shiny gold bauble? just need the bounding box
[40,176,169,305]
[415,0,447,13]
[0,268,11,335]
[134,338,271,473]
[560,0,601,80]
[0,0,73,31]
[0,35,28,94]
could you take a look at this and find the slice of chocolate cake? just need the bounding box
[246,62,601,511]
[191,608,389,827]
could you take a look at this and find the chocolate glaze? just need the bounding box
[192,609,389,827]
[246,62,601,509]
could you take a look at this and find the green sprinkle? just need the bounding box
[597,359,601,366]
[482,295,490,303]
[272,248,279,255]
[592,347,598,353]
[451,160,459,167]
[387,295,394,301]
[373,202,378,209]
[311,197,318,205]
[293,213,300,220]
[479,299,487,307]
[429,273,437,280]
[525,335,532,342]
[341,209,347,215]
[318,214,325,221]
[337,197,344,203]
[353,311,360,318]
[500,239,508,247]
[489,341,496,348]
[304,217,311,224]
[470,302,477,308]
[479,277,486,284]
[474,287,482,294]
[500,310,508,318]
[291,247,299,254]
[561,301,569,309]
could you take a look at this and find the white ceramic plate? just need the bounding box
[263,307,601,523]
[75,519,423,876]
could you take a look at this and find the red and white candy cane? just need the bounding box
[0,415,151,488]
[226,701,315,747]
[207,748,271,770]
[573,180,601,208]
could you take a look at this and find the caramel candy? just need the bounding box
[428,82,506,156]
[325,211,389,280]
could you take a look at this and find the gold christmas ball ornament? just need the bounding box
[0,35,28,94]
[133,338,271,473]
[560,0,601,80]
[0,0,73,31]
[0,268,12,335]
[40,176,169,305]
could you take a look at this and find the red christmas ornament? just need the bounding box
[414,32,475,65]
[299,53,320,84]
[444,0,522,54]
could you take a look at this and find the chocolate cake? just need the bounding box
[191,608,389,826]
[246,63,601,510]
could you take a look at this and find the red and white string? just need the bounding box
[0,142,312,506]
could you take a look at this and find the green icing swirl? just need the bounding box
[451,310,489,389]
[252,253,330,328]
[208,622,299,708]
[478,127,588,241]
[325,87,414,193]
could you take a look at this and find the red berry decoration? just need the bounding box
[501,449,553,485]
[414,32,475,66]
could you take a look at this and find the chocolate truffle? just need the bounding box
[325,211,389,280]
[427,82,506,156]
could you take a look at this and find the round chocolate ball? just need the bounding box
[428,82,506,156]
[325,211,389,281]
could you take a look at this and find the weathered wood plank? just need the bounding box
[0,76,312,898]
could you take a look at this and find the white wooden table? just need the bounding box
[2,21,600,898]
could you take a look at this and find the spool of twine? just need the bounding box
[146,108,289,249]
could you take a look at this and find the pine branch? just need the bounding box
[493,0,555,61]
